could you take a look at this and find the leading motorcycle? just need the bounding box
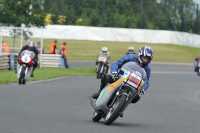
[96,55,108,79]
[89,62,146,125]
[17,50,34,84]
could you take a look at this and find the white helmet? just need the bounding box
[102,46,108,54]
[128,46,134,53]
[28,41,34,51]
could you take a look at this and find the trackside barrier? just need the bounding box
[38,54,61,68]
[2,53,62,71]
[0,54,10,70]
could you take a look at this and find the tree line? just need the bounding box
[0,0,199,33]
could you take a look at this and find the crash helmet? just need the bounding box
[27,41,34,51]
[128,46,134,53]
[138,46,153,66]
[102,46,108,55]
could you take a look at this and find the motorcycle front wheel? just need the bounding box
[18,66,26,85]
[96,65,101,79]
[104,94,127,125]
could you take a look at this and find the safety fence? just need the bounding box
[38,54,61,68]
[0,54,10,70]
[0,53,63,71]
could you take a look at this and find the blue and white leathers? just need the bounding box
[111,54,151,91]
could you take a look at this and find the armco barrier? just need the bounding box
[38,54,61,68]
[1,53,62,71]
[0,54,10,70]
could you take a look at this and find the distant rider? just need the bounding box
[126,46,135,55]
[18,41,38,77]
[194,56,200,72]
[92,46,153,104]
[95,47,111,74]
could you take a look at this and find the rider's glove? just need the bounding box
[111,70,118,81]
[140,89,145,96]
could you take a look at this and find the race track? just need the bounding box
[0,62,200,133]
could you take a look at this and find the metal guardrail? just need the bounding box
[39,54,61,68]
[0,54,10,70]
[0,53,62,71]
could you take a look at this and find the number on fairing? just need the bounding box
[98,56,106,62]
[127,73,142,88]
[22,56,31,63]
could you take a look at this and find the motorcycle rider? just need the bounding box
[95,47,111,74]
[92,46,153,104]
[194,56,200,72]
[126,46,135,55]
[18,41,38,77]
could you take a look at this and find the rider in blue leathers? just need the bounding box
[91,46,153,104]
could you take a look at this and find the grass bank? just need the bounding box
[2,37,200,62]
[0,67,96,84]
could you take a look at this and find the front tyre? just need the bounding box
[18,66,26,85]
[104,94,127,125]
[96,65,101,79]
[92,111,102,122]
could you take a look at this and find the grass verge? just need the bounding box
[0,67,96,84]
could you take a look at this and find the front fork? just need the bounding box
[108,88,131,108]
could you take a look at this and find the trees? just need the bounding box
[0,0,198,32]
[0,0,45,27]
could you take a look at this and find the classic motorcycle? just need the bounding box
[96,55,108,79]
[197,58,200,75]
[89,62,146,125]
[17,51,34,85]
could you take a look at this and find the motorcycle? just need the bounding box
[17,52,34,85]
[198,59,200,75]
[89,62,146,125]
[96,55,108,79]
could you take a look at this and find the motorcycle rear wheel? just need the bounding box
[104,94,127,125]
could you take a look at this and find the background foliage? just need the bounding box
[0,0,200,33]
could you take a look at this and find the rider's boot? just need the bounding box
[91,74,113,99]
[91,83,105,99]
[130,94,140,104]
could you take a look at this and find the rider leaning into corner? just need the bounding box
[91,46,154,104]
[18,40,39,77]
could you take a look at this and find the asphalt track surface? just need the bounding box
[0,61,200,133]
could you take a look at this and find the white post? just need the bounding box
[40,28,43,68]
[20,27,23,49]
[0,27,2,54]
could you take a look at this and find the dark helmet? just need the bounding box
[27,41,34,51]
[138,46,153,66]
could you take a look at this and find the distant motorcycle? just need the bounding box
[96,55,108,79]
[17,50,34,84]
[197,59,200,75]
[194,57,200,75]
[89,62,146,125]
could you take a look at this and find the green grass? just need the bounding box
[0,67,96,84]
[2,36,200,62]
[1,37,200,84]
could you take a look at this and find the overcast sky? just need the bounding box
[193,0,200,5]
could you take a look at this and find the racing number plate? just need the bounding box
[98,56,106,62]
[127,73,142,88]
